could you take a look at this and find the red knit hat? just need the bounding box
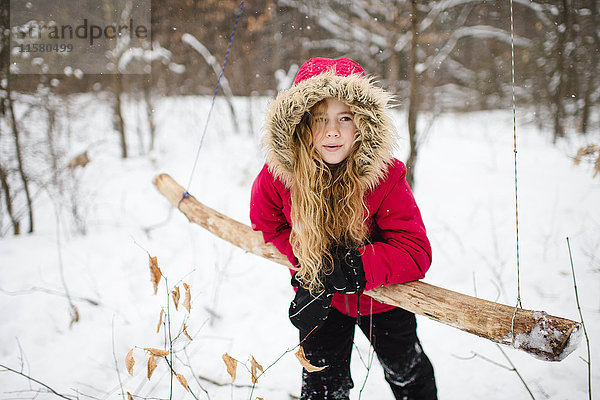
[293,57,366,86]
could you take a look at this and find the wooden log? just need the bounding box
[153,173,582,362]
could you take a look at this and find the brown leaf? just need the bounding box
[183,323,193,341]
[67,151,90,169]
[147,356,157,380]
[183,282,191,313]
[222,353,237,383]
[176,372,189,391]
[149,256,162,295]
[250,355,264,384]
[144,347,170,357]
[156,309,164,334]
[171,286,181,310]
[295,346,326,373]
[126,348,135,376]
[127,392,134,400]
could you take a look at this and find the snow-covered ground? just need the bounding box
[0,95,598,399]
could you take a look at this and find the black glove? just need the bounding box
[289,274,334,333]
[325,246,366,294]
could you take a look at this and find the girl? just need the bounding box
[250,57,437,400]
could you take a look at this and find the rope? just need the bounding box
[509,0,523,342]
[180,0,245,207]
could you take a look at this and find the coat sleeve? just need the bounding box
[249,164,297,266]
[360,161,432,291]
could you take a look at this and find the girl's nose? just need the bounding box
[325,121,340,137]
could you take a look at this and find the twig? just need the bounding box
[163,357,200,400]
[248,328,320,399]
[51,194,79,327]
[182,348,211,400]
[358,302,375,400]
[567,237,592,400]
[112,315,126,400]
[496,345,535,400]
[0,286,100,306]
[0,363,75,400]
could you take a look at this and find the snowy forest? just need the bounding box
[1,0,599,399]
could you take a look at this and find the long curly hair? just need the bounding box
[289,100,370,294]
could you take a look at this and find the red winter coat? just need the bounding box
[250,158,432,316]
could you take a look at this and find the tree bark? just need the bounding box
[114,73,128,159]
[552,0,569,142]
[153,172,581,362]
[7,79,33,234]
[406,0,420,189]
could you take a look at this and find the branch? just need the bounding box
[153,173,581,362]
[0,363,75,400]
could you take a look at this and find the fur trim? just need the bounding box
[263,72,398,190]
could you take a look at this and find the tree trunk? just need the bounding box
[552,0,569,143]
[0,160,19,235]
[144,77,156,152]
[114,73,128,159]
[406,0,420,189]
[153,172,581,362]
[580,0,599,134]
[7,79,33,234]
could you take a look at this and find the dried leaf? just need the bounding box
[171,286,181,310]
[67,151,90,169]
[176,373,189,391]
[250,355,264,384]
[295,346,326,373]
[149,256,162,295]
[183,323,193,341]
[127,392,134,400]
[144,347,170,357]
[183,282,191,313]
[147,356,158,380]
[126,348,135,375]
[156,309,164,334]
[222,353,237,383]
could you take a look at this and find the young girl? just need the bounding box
[250,57,437,400]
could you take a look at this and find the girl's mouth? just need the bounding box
[323,144,342,151]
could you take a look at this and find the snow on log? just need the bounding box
[153,172,581,362]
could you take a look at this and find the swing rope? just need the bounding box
[509,0,523,341]
[178,0,246,209]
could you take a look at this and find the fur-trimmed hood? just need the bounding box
[263,71,398,190]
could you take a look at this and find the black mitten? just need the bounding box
[289,275,334,332]
[325,247,366,294]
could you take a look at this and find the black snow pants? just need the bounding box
[299,306,437,400]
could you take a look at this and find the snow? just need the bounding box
[1,95,599,399]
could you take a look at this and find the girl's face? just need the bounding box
[310,97,358,165]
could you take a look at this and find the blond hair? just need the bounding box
[289,100,369,294]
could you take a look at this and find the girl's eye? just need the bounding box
[340,116,353,122]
